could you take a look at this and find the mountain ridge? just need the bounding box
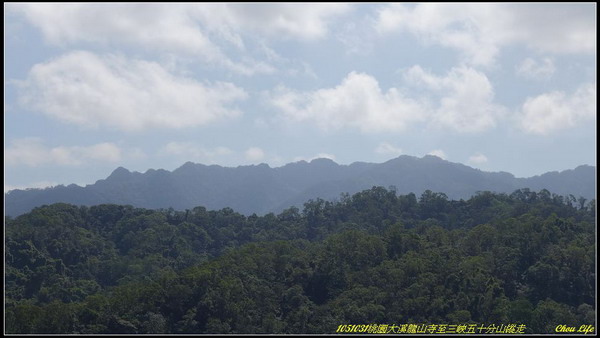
[5,155,595,217]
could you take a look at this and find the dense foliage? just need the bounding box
[5,187,596,334]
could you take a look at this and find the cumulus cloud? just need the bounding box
[375,142,403,157]
[376,3,595,66]
[468,153,488,165]
[5,138,121,167]
[245,147,266,162]
[11,3,349,45]
[404,65,504,133]
[427,149,447,160]
[269,71,427,133]
[159,141,232,163]
[270,67,503,134]
[201,3,351,41]
[9,3,349,74]
[518,83,596,135]
[9,3,240,73]
[11,4,220,56]
[516,57,555,80]
[376,4,500,66]
[16,51,248,131]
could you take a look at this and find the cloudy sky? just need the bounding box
[4,3,597,192]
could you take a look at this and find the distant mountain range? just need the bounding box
[5,155,596,217]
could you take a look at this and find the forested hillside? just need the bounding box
[5,187,596,334]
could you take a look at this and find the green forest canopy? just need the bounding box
[5,187,596,334]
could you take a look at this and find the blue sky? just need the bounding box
[4,3,597,192]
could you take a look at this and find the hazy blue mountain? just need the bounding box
[5,155,595,217]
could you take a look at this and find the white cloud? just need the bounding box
[519,83,596,135]
[202,3,351,41]
[375,142,403,157]
[5,138,122,167]
[85,143,122,163]
[5,181,59,193]
[270,67,503,134]
[159,141,232,164]
[11,4,220,56]
[427,149,447,160]
[468,153,488,165]
[314,153,336,161]
[10,3,350,44]
[293,153,337,163]
[376,4,500,66]
[516,57,555,80]
[376,3,595,66]
[245,147,266,162]
[269,71,427,133]
[9,3,349,75]
[17,51,248,131]
[505,4,596,54]
[404,65,503,133]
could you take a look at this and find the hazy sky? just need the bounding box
[4,3,597,192]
